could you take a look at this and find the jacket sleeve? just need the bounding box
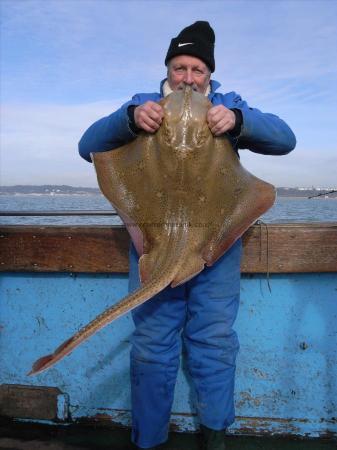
[78,96,142,162]
[229,92,296,155]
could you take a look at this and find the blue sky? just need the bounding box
[1,0,336,187]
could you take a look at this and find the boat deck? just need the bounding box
[0,420,336,450]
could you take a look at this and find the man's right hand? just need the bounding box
[134,101,164,133]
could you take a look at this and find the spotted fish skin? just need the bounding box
[29,85,275,375]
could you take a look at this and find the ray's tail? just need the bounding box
[28,223,188,376]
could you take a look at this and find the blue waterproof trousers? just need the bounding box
[128,240,242,449]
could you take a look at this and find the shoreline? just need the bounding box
[1,193,337,200]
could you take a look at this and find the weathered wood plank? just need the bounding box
[241,223,337,273]
[0,384,65,420]
[0,226,129,273]
[0,224,336,273]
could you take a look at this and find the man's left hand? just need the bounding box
[207,105,236,136]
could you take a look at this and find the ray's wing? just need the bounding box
[92,133,168,255]
[199,137,276,266]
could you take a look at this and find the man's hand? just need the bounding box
[207,105,236,136]
[134,101,164,133]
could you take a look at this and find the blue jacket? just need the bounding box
[78,79,296,162]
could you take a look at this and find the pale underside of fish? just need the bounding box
[28,85,275,376]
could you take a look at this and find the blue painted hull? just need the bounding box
[1,272,336,437]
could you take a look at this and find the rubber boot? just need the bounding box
[126,445,156,450]
[130,447,165,450]
[200,425,226,450]
[126,443,166,450]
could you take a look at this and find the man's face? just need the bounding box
[167,55,211,94]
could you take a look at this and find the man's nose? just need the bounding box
[184,70,193,84]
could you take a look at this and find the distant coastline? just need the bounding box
[0,185,101,196]
[1,185,337,199]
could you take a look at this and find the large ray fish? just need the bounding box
[29,85,275,375]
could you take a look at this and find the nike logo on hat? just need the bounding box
[178,42,194,47]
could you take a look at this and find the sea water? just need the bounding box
[0,194,336,225]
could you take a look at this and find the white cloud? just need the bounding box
[1,99,128,186]
[240,147,337,188]
[1,0,336,187]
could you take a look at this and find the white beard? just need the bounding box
[163,80,210,97]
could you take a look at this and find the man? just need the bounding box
[79,21,296,450]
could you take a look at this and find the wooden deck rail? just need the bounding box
[1,223,336,273]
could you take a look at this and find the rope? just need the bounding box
[255,219,272,293]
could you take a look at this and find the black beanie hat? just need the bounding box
[165,21,215,72]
